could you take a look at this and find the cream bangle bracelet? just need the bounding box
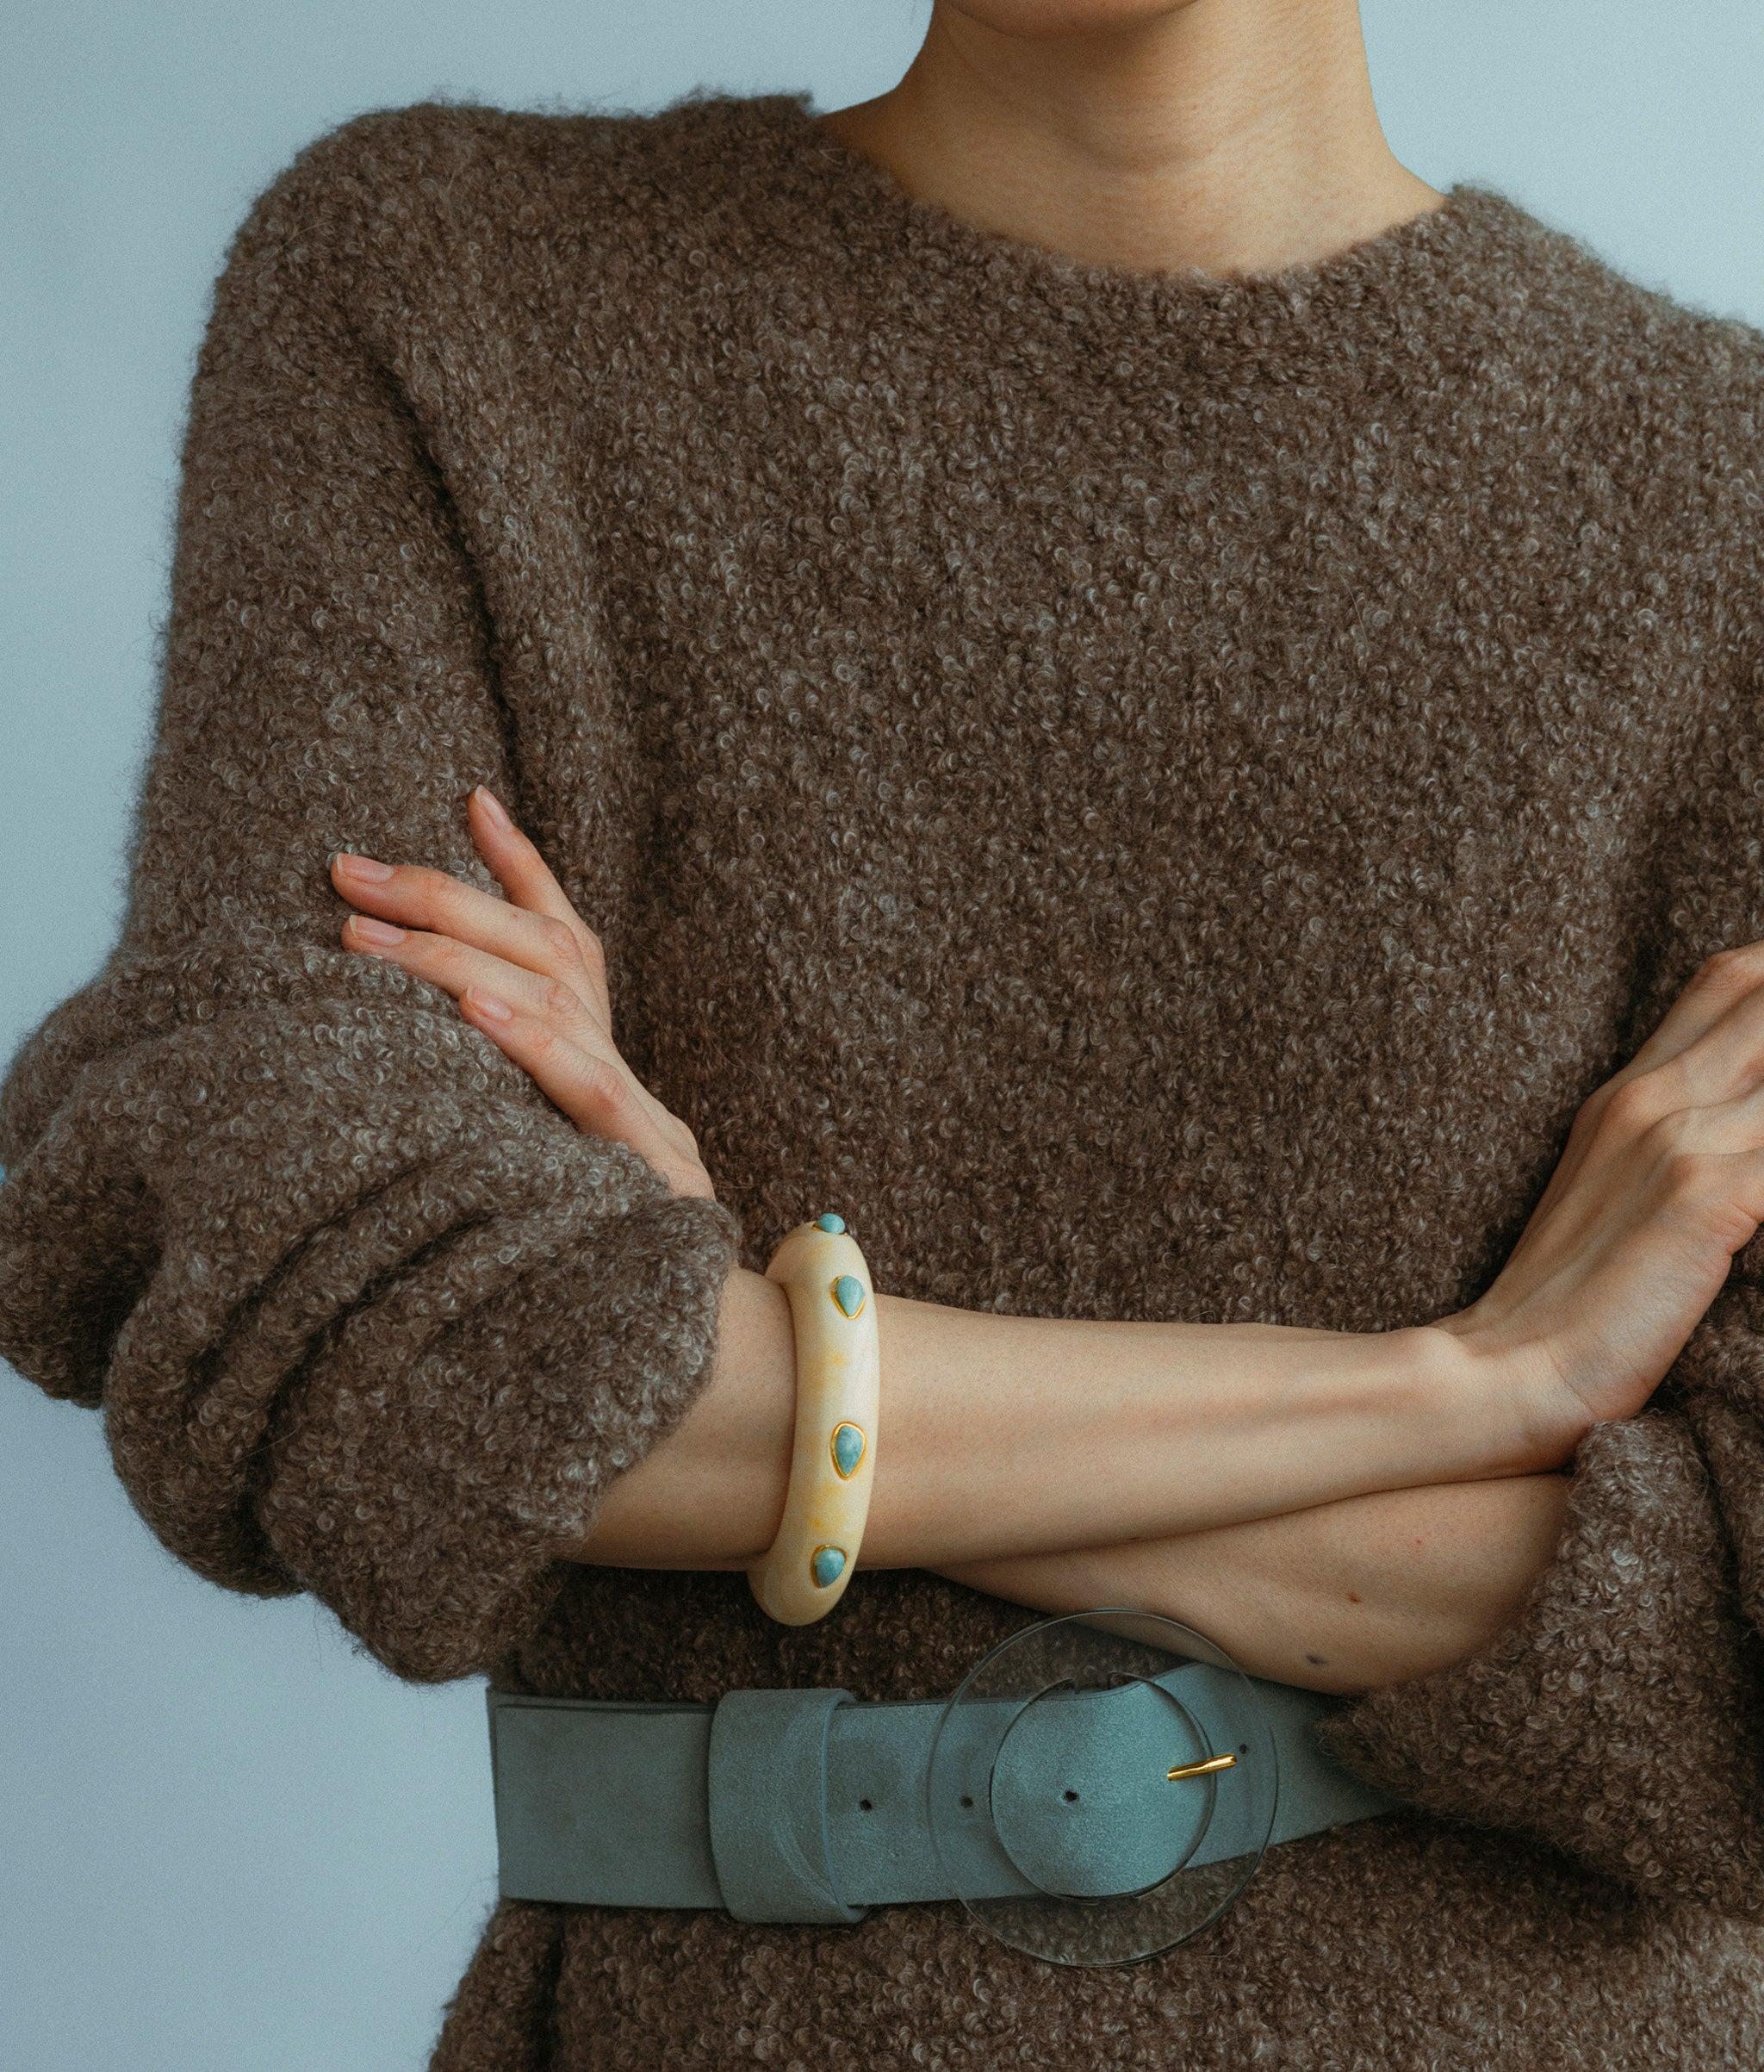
[748,1214,880,1626]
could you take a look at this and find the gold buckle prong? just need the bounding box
[1166,1751,1237,1783]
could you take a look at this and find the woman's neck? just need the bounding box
[821,0,1444,277]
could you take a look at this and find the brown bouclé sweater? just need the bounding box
[5,90,1764,2069]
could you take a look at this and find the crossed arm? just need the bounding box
[593,1265,1575,1694]
[326,787,1764,1693]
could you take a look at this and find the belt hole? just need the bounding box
[858,1798,873,1812]
[1063,1789,1079,1802]
[959,1795,974,1808]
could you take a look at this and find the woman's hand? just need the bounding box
[1444,941,1764,1453]
[329,787,715,1200]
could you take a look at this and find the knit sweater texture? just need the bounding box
[5,89,1764,2070]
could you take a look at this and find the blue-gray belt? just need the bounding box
[487,1612,1401,1966]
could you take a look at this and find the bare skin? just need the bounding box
[818,0,1444,278]
[946,1474,1575,1694]
[332,793,1764,1690]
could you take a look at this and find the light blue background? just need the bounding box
[4,4,1762,2068]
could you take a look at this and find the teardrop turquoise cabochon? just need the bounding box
[831,1422,866,1478]
[811,1545,848,1589]
[833,1273,866,1318]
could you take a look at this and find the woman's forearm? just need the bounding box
[940,1472,1573,1695]
[562,1265,1568,1571]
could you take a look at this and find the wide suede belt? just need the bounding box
[487,1662,1398,1926]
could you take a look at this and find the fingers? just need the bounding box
[331,841,606,1030]
[1620,941,1764,1092]
[1559,943,1764,1194]
[1637,1073,1764,1173]
[340,912,603,1046]
[1517,947,1764,1258]
[467,787,612,1023]
[1528,1059,1764,1277]
[1468,942,1764,1443]
[328,795,717,1202]
[464,788,575,924]
[456,984,630,1131]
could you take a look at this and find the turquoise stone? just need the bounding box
[811,1545,848,1589]
[814,1212,847,1235]
[831,1422,866,1478]
[832,1273,866,1319]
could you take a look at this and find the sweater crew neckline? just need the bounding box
[707,91,1535,371]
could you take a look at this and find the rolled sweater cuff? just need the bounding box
[0,980,742,1685]
[259,1186,739,1682]
[1316,1414,1764,1917]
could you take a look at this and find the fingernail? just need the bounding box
[350,917,407,947]
[466,988,513,1022]
[336,853,394,882]
[473,787,512,832]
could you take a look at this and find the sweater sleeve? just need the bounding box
[0,125,738,1683]
[1325,555,1764,1906]
[1318,1380,1764,1918]
[1322,414,1764,1913]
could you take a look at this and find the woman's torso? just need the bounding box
[338,95,1764,2067]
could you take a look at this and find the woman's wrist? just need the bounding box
[1425,1309,1597,1478]
[567,1266,797,1570]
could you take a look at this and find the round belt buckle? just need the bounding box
[927,1608,1279,1966]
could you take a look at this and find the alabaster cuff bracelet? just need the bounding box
[747,1214,880,1625]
